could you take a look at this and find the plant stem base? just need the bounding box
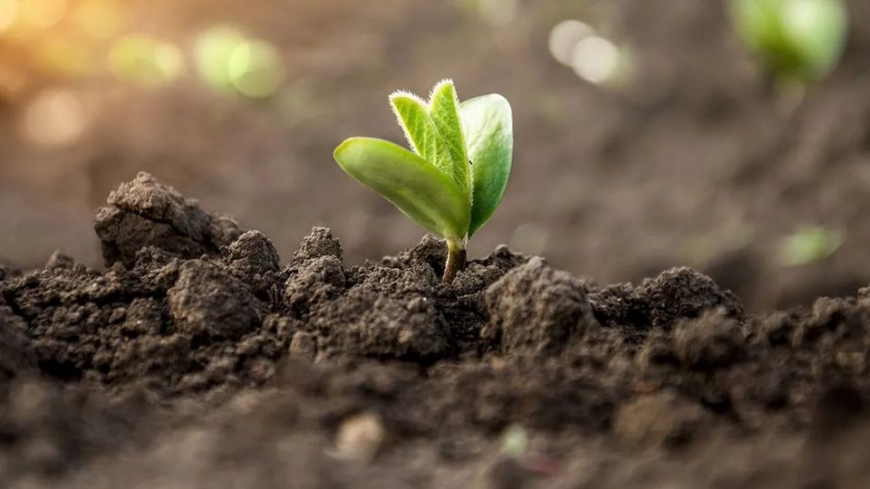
[443,239,467,284]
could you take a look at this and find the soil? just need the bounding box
[1,173,870,488]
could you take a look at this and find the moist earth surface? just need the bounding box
[1,174,869,488]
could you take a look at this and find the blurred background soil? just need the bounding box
[2,0,870,309]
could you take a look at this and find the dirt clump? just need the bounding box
[482,257,599,355]
[169,259,263,339]
[94,172,243,269]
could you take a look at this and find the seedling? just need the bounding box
[333,80,513,283]
[780,223,844,266]
[730,0,848,83]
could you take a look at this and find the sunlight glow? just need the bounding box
[548,20,594,66]
[570,36,621,85]
[0,0,18,34]
[19,0,67,29]
[73,0,121,39]
[23,89,88,146]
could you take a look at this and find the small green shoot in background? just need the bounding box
[780,223,844,266]
[730,0,848,85]
[333,80,513,283]
[499,424,529,456]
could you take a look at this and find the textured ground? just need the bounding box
[1,174,869,488]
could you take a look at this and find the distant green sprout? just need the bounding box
[731,0,848,83]
[499,424,529,456]
[780,223,844,266]
[333,80,513,283]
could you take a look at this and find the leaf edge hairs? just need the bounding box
[333,80,513,283]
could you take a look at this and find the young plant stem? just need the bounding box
[442,237,467,284]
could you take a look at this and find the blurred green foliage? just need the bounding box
[731,0,848,83]
[780,223,844,266]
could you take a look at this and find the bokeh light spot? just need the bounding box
[19,0,67,29]
[194,26,247,90]
[194,27,284,99]
[23,89,88,146]
[108,35,184,86]
[570,36,621,85]
[227,40,283,99]
[548,20,594,66]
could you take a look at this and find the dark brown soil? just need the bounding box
[2,174,870,488]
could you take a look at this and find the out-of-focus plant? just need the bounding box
[780,223,844,266]
[333,80,513,283]
[499,424,529,456]
[193,26,284,99]
[730,0,848,83]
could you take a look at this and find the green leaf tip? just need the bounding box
[334,80,513,251]
[388,92,439,173]
[427,80,471,196]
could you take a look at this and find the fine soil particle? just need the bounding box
[3,173,870,487]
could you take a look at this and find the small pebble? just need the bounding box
[334,412,387,462]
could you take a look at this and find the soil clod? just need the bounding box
[483,257,599,355]
[94,172,242,268]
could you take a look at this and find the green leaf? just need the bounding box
[333,137,470,239]
[461,93,512,237]
[428,80,471,196]
[782,0,847,79]
[780,223,844,266]
[731,0,847,81]
[389,92,439,165]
